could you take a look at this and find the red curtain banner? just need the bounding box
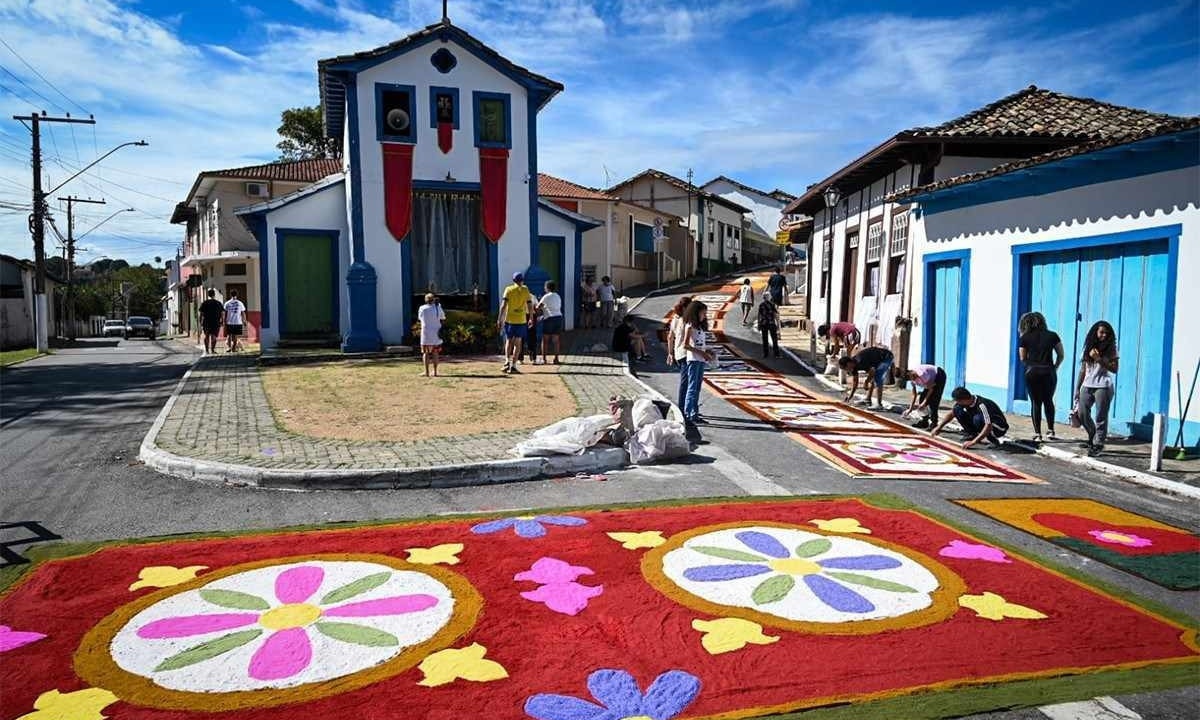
[382,143,414,241]
[438,122,453,154]
[479,148,509,243]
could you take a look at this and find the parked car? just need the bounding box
[102,320,127,338]
[125,316,157,340]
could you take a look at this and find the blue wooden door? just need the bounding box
[924,256,968,388]
[1021,250,1081,414]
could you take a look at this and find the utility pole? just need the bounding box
[12,111,96,352]
[58,196,106,340]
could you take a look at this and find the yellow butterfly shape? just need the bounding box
[417,643,509,687]
[17,688,118,720]
[959,592,1047,621]
[810,518,871,534]
[405,544,464,565]
[606,531,666,549]
[129,565,208,591]
[692,618,780,655]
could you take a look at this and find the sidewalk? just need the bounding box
[142,331,657,490]
[777,323,1200,492]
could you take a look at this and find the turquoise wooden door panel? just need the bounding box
[924,255,968,389]
[1022,249,1081,415]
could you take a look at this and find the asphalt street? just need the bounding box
[1,319,1197,719]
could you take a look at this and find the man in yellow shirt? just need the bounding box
[496,271,534,373]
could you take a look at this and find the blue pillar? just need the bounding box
[339,71,382,352]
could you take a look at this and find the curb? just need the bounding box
[139,358,631,491]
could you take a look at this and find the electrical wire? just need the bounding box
[0,35,89,114]
[0,61,62,112]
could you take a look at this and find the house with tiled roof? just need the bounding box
[783,85,1192,382]
[890,115,1198,445]
[538,173,690,289]
[701,175,805,267]
[167,158,343,339]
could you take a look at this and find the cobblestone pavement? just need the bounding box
[154,335,648,470]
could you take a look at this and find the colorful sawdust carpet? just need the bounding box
[795,433,1043,483]
[1,496,1195,720]
[955,498,1200,591]
[737,400,909,433]
[703,375,817,400]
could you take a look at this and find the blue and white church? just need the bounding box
[237,17,599,351]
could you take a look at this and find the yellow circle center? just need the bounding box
[516,515,536,520]
[768,558,821,575]
[1100,531,1135,543]
[259,603,322,630]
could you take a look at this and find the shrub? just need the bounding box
[411,310,500,354]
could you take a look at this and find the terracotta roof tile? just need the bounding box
[608,169,752,213]
[537,173,615,200]
[201,158,343,183]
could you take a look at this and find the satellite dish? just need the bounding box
[386,108,410,133]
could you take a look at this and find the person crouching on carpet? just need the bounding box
[932,387,1009,449]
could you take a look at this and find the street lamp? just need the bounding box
[47,141,149,196]
[77,207,135,242]
[822,185,842,356]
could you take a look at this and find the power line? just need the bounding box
[0,35,89,114]
[0,61,63,112]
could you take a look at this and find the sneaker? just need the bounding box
[912,417,931,429]
[508,365,521,374]
[1047,431,1057,441]
[987,437,1002,447]
[1088,444,1104,457]
[1032,434,1042,443]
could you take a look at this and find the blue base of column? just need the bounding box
[342,261,382,353]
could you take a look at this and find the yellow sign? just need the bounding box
[775,230,791,246]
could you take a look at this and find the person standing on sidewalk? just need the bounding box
[417,293,446,377]
[198,289,224,355]
[537,281,563,365]
[222,290,246,353]
[1018,311,1065,442]
[738,279,754,325]
[580,277,597,329]
[497,272,534,374]
[1074,320,1119,456]
[904,363,946,429]
[598,276,616,328]
[666,296,693,414]
[932,387,1009,449]
[839,346,894,409]
[767,266,788,305]
[757,295,782,358]
[681,300,715,425]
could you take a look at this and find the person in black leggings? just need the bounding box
[1018,311,1064,442]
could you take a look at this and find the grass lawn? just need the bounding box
[261,358,578,442]
[0,348,45,367]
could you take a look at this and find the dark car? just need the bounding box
[125,316,157,340]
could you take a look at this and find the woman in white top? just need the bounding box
[416,293,447,377]
[537,281,564,365]
[680,300,716,424]
[1074,320,1119,456]
[738,279,754,325]
[665,296,693,412]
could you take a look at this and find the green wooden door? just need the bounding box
[538,237,564,289]
[281,233,335,336]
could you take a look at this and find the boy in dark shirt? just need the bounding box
[757,296,781,358]
[838,346,894,409]
[198,289,224,355]
[932,387,1009,448]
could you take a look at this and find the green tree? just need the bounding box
[276,105,339,160]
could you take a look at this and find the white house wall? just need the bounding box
[355,41,532,343]
[909,164,1198,432]
[704,180,787,237]
[260,182,351,349]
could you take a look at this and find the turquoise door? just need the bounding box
[923,252,970,389]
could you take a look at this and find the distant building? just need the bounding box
[1,254,61,349]
[701,176,802,265]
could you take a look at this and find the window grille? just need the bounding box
[865,220,884,262]
[890,212,909,256]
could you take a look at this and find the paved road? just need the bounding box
[1,329,1196,719]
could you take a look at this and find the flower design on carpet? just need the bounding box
[96,559,467,696]
[705,375,814,399]
[525,668,700,720]
[1088,530,1152,547]
[645,524,963,633]
[742,401,898,432]
[471,514,587,538]
[845,440,968,466]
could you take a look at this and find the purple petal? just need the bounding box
[682,564,771,582]
[817,555,902,571]
[735,531,790,559]
[471,517,518,534]
[642,670,701,720]
[804,574,875,613]
[323,594,438,617]
[137,613,259,639]
[587,669,643,715]
[524,694,609,720]
[536,515,588,527]
[515,520,548,538]
[248,627,312,681]
[275,565,325,604]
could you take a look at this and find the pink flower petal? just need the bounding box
[0,625,47,652]
[520,582,604,615]
[137,613,259,639]
[514,557,594,584]
[938,539,1012,563]
[248,627,313,681]
[274,566,325,604]
[323,594,438,618]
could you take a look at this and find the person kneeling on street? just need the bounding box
[838,346,893,409]
[932,387,1009,449]
[612,316,648,371]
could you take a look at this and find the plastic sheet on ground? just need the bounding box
[627,419,691,464]
[512,414,615,457]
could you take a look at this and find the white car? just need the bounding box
[102,320,127,338]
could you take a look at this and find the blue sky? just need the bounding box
[0,0,1197,263]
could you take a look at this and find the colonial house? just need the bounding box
[701,176,801,265]
[538,173,689,290]
[170,158,342,340]
[892,118,1199,445]
[783,86,1186,378]
[608,169,751,276]
[234,19,598,351]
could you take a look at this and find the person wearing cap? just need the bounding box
[497,271,534,374]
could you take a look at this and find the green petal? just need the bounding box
[315,621,399,647]
[751,574,795,605]
[827,571,917,593]
[690,546,766,562]
[154,629,262,672]
[199,589,270,610]
[319,572,392,605]
[795,538,832,558]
